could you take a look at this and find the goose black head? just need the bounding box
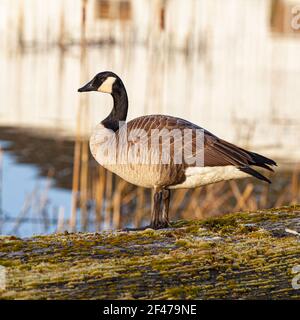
[78,71,120,94]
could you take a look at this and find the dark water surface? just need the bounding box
[0,128,74,236]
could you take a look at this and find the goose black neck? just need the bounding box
[101,79,128,132]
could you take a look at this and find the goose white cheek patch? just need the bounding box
[98,76,116,93]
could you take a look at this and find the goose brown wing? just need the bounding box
[123,115,276,182]
[124,114,200,165]
[202,132,277,183]
[203,133,276,169]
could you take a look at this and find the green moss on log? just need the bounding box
[0,205,300,299]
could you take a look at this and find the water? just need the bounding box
[0,131,72,236]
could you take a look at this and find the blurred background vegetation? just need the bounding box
[0,0,300,236]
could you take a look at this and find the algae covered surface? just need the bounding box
[0,206,300,299]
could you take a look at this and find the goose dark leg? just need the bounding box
[161,189,171,227]
[150,189,162,229]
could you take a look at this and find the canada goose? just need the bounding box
[78,71,276,229]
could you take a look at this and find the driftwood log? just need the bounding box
[0,205,300,299]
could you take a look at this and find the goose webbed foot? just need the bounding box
[149,218,171,230]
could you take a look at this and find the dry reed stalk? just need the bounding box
[95,166,105,230]
[69,134,81,231]
[112,188,121,229]
[229,180,243,206]
[275,184,291,207]
[80,140,89,230]
[93,174,100,230]
[207,190,232,213]
[185,188,201,217]
[171,189,188,217]
[259,182,270,208]
[192,189,206,218]
[0,147,3,233]
[121,187,138,205]
[247,197,258,211]
[200,185,220,212]
[57,206,65,233]
[199,182,231,217]
[135,187,145,227]
[104,170,113,228]
[79,63,88,225]
[79,0,90,231]
[37,168,55,232]
[58,1,66,50]
[17,0,24,50]
[70,0,88,231]
[90,173,96,224]
[201,182,229,214]
[112,180,127,229]
[233,183,254,211]
[291,166,299,204]
[10,190,36,235]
